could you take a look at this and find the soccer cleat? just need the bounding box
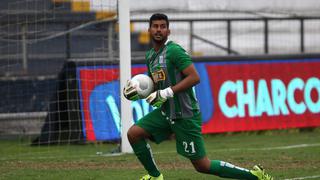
[140,173,164,180]
[250,165,273,180]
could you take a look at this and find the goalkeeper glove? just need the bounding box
[146,87,174,108]
[123,80,139,101]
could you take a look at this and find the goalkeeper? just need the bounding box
[124,13,273,180]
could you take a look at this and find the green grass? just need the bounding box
[1,129,320,179]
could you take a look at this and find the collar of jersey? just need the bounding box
[151,39,171,54]
[149,39,172,63]
[164,39,171,45]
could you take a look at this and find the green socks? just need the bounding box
[131,140,257,179]
[210,160,257,180]
[131,139,161,177]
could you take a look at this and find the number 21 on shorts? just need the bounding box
[183,141,196,154]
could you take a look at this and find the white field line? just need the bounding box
[153,143,320,180]
[1,143,319,180]
[1,143,319,161]
[284,175,320,180]
[152,143,320,154]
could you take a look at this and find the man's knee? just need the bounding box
[193,163,209,173]
[127,125,150,144]
[127,125,138,142]
[191,157,211,174]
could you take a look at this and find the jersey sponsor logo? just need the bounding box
[152,69,166,83]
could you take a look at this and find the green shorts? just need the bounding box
[135,108,206,160]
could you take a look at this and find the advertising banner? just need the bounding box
[77,65,151,141]
[77,58,320,141]
[199,59,320,133]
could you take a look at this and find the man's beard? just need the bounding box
[152,35,166,44]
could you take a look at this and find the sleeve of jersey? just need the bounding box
[172,45,193,72]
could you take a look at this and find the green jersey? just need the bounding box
[146,40,200,119]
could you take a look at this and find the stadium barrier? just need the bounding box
[33,54,320,144]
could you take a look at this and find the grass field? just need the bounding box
[0,129,320,180]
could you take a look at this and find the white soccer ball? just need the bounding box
[131,74,154,99]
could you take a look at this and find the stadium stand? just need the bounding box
[0,0,147,141]
[0,0,120,114]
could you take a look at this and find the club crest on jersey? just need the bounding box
[152,69,166,83]
[159,55,164,63]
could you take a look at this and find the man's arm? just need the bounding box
[146,64,199,107]
[171,64,200,93]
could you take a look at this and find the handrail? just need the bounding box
[132,16,320,55]
[131,16,320,22]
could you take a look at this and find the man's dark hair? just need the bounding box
[149,13,169,28]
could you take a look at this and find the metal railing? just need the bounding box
[132,16,320,55]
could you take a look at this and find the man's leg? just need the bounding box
[173,113,259,179]
[191,157,258,179]
[127,125,161,177]
[127,108,172,178]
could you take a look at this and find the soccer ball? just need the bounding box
[131,74,154,98]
